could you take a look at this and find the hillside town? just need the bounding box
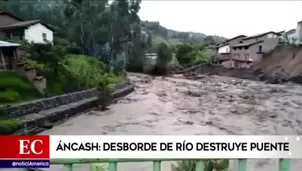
[213,20,302,69]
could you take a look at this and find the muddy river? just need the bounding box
[41,73,302,171]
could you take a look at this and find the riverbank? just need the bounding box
[1,80,134,135]
[178,45,302,85]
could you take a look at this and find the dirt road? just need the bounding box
[41,73,302,171]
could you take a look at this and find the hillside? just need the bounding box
[141,20,227,52]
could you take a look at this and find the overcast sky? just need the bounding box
[139,1,302,39]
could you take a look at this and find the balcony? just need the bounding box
[215,54,231,61]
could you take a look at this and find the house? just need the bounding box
[0,40,20,70]
[228,31,281,69]
[0,11,53,44]
[282,20,302,45]
[297,20,302,44]
[214,35,246,66]
[216,35,247,53]
[145,53,157,60]
[283,29,296,44]
[0,39,47,94]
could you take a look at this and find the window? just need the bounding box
[258,45,263,53]
[244,46,248,50]
[42,33,47,41]
[239,41,243,43]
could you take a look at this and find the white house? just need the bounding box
[296,20,302,44]
[282,20,302,45]
[0,11,54,44]
[0,20,54,44]
[285,29,296,43]
[218,44,230,54]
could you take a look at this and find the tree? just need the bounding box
[154,43,172,75]
[0,0,144,73]
[204,36,215,45]
[175,44,195,65]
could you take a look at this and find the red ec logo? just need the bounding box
[19,139,44,155]
[0,136,50,159]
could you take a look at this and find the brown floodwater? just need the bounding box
[37,73,302,171]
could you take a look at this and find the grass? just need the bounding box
[0,71,42,104]
[0,107,20,135]
[63,55,124,88]
[35,54,123,96]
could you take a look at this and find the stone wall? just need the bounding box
[5,80,133,117]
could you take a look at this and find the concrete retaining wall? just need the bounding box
[6,80,132,117]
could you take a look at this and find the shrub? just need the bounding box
[175,43,212,67]
[96,76,114,111]
[23,58,45,70]
[175,44,195,65]
[64,54,122,89]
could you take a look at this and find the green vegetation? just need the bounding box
[142,21,226,54]
[63,54,123,89]
[142,43,174,75]
[168,54,181,71]
[153,43,173,75]
[175,43,213,68]
[0,72,41,104]
[0,41,123,103]
[141,42,214,75]
[148,35,182,53]
[0,107,19,135]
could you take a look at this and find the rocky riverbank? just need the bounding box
[2,80,134,135]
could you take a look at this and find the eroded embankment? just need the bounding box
[178,45,302,84]
[253,45,302,84]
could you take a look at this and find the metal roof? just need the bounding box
[0,40,20,47]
